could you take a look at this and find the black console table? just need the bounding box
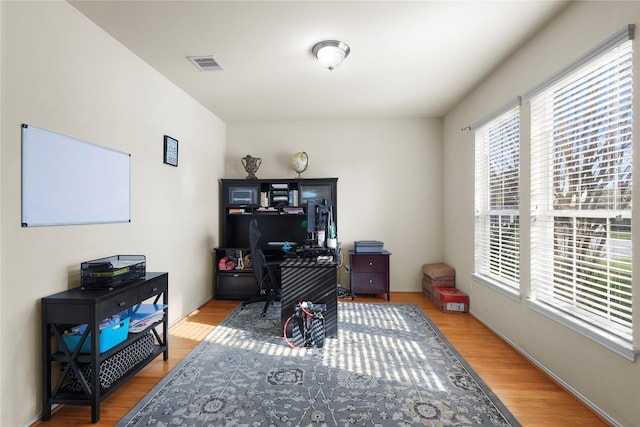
[280,258,338,338]
[41,272,169,423]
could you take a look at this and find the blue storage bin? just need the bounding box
[59,317,130,354]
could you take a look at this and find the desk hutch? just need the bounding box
[214,178,337,300]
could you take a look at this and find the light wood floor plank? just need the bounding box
[32,293,609,426]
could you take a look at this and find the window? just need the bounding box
[528,27,633,344]
[474,100,521,291]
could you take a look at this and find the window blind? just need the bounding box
[529,34,633,340]
[475,103,521,289]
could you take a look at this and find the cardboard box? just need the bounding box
[432,286,469,313]
[422,263,455,299]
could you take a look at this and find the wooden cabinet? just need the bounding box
[213,247,256,300]
[41,273,169,423]
[349,250,391,300]
[216,270,255,300]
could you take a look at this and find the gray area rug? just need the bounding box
[118,302,520,426]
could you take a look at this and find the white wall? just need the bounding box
[0,2,225,425]
[0,2,4,423]
[442,2,639,425]
[227,119,443,292]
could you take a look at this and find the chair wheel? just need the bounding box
[261,312,266,318]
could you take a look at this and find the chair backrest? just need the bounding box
[249,219,271,290]
[249,219,261,252]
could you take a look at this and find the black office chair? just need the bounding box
[240,219,280,317]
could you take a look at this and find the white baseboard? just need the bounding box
[469,310,620,427]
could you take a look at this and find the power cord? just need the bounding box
[337,284,353,300]
[334,248,353,299]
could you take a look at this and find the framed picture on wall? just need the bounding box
[163,135,178,167]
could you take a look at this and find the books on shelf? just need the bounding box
[228,208,245,214]
[256,207,279,214]
[283,207,304,214]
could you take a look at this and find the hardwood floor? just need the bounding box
[33,293,610,427]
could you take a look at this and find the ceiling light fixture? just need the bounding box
[312,40,350,71]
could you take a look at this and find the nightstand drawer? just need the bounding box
[352,272,387,294]
[351,254,388,272]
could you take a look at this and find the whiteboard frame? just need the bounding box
[21,124,131,227]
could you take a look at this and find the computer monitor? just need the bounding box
[306,200,316,233]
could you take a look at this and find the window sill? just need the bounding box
[527,299,638,362]
[471,273,521,303]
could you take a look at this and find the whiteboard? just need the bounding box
[21,124,131,227]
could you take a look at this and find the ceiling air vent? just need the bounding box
[187,55,223,71]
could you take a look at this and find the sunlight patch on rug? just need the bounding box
[118,302,520,427]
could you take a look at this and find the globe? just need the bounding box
[290,152,309,176]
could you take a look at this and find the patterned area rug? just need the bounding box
[117,302,520,426]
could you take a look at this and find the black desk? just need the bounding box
[280,257,338,338]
